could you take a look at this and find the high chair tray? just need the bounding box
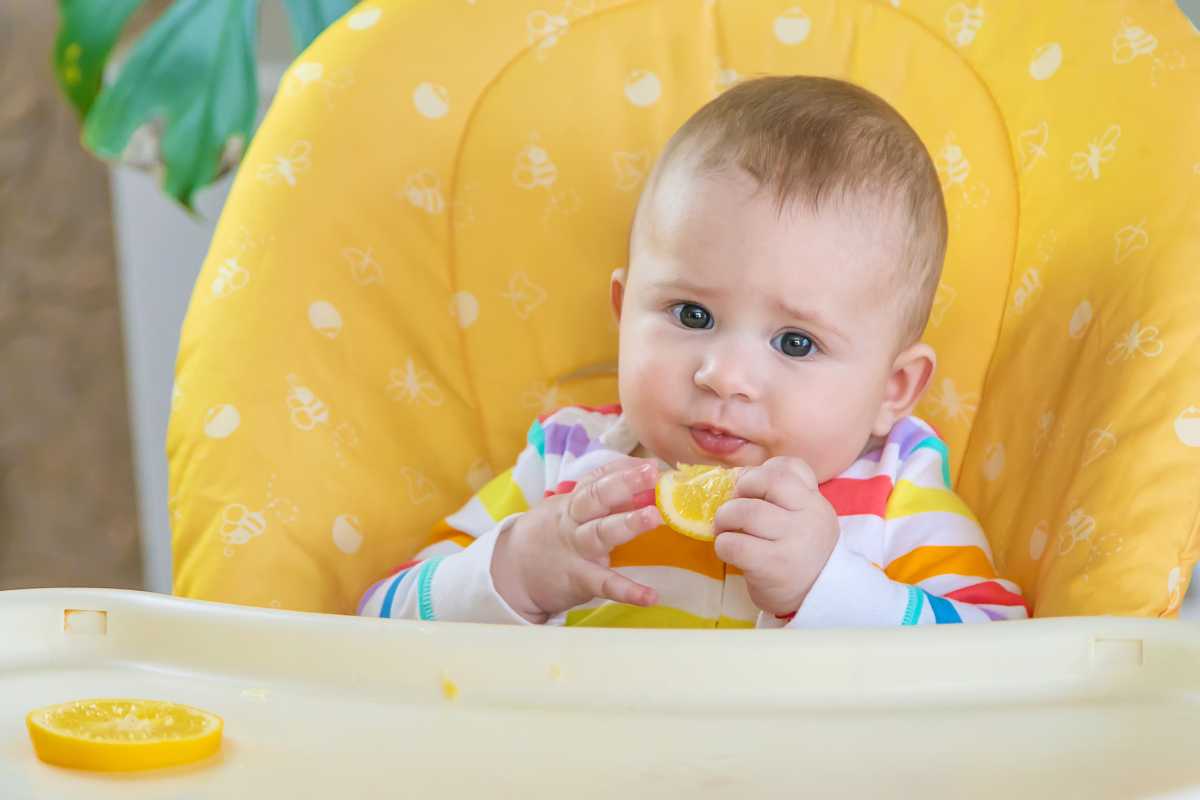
[1,589,1198,799]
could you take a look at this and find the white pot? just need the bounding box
[112,63,286,593]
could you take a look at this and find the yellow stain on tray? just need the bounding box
[441,675,459,700]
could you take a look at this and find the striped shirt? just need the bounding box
[358,405,1028,628]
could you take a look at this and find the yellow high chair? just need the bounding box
[170,0,1199,618]
[3,1,1199,796]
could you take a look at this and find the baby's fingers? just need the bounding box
[567,460,658,524]
[580,563,658,607]
[574,505,663,559]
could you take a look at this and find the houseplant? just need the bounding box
[53,0,355,209]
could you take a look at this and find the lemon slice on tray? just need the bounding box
[655,464,740,541]
[27,698,222,771]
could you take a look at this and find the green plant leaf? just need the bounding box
[83,0,260,210]
[53,0,147,117]
[280,0,357,53]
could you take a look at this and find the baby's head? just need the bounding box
[612,76,947,481]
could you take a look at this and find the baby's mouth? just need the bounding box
[689,425,750,457]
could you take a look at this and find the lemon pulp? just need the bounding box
[655,464,739,541]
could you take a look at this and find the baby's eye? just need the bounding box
[670,302,713,330]
[772,331,817,358]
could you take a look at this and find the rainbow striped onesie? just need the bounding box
[358,405,1028,628]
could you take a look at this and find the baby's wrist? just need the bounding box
[491,514,550,624]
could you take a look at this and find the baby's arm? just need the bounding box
[357,431,547,624]
[769,445,1028,628]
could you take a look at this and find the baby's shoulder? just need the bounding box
[527,404,626,453]
[869,416,953,489]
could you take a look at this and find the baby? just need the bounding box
[359,76,1027,628]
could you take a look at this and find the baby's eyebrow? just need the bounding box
[648,277,710,295]
[770,296,841,338]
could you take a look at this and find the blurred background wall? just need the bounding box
[0,0,142,589]
[0,0,290,592]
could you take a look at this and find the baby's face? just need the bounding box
[617,166,915,482]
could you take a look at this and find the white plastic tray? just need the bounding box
[2,589,1199,798]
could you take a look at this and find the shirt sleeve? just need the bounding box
[763,440,1029,629]
[357,420,549,625]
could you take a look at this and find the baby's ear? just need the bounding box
[610,268,628,321]
[872,342,936,436]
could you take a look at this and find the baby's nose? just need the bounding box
[693,343,760,402]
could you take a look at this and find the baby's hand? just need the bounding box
[491,457,663,624]
[712,456,839,617]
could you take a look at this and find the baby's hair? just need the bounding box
[639,75,947,345]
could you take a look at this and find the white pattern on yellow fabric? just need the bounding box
[612,150,650,192]
[1070,124,1120,181]
[1056,508,1095,556]
[1029,521,1049,561]
[714,64,740,94]
[1018,121,1049,172]
[399,466,437,505]
[1068,299,1093,339]
[412,82,450,119]
[342,246,383,286]
[308,301,343,339]
[220,503,266,556]
[928,282,956,327]
[256,141,311,186]
[402,171,445,214]
[449,291,479,329]
[1013,231,1055,315]
[623,70,662,106]
[514,136,558,189]
[203,404,240,439]
[285,62,354,108]
[522,382,568,414]
[925,376,978,426]
[1113,220,1149,263]
[1150,50,1187,88]
[936,133,989,209]
[773,7,812,45]
[1032,410,1055,458]
[1106,320,1164,364]
[945,3,984,48]
[388,359,445,406]
[1175,407,1200,447]
[286,374,329,430]
[465,458,495,492]
[1081,424,1118,468]
[211,258,250,299]
[982,442,1005,482]
[542,187,582,228]
[1029,43,1062,80]
[1112,17,1158,64]
[332,514,364,555]
[346,6,382,30]
[502,272,548,319]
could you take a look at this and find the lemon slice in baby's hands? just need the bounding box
[27,699,222,771]
[655,464,740,541]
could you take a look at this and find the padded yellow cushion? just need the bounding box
[168,0,1200,616]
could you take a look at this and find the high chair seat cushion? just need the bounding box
[168,0,1200,616]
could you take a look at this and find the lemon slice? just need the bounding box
[27,699,222,771]
[655,463,739,541]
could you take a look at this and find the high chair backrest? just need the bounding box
[169,0,1200,616]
